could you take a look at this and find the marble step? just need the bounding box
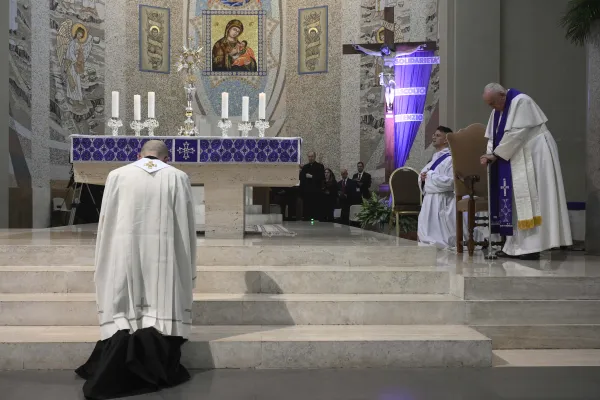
[0,244,437,267]
[493,349,600,367]
[245,213,283,225]
[467,300,600,325]
[198,205,266,215]
[0,266,450,295]
[0,325,492,370]
[464,277,600,300]
[474,324,600,349]
[245,205,263,214]
[0,293,466,326]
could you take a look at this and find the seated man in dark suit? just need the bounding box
[338,169,359,225]
[352,161,372,200]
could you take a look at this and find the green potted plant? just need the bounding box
[356,192,390,231]
[561,0,600,46]
[356,193,418,238]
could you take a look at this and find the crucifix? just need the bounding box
[342,4,437,183]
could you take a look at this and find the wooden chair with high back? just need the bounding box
[388,167,422,237]
[447,123,490,256]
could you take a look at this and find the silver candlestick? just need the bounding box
[107,117,123,136]
[238,121,253,137]
[130,120,144,137]
[218,118,232,137]
[255,119,270,138]
[144,118,159,136]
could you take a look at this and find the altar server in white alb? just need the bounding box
[480,83,572,260]
[76,140,197,400]
[418,126,459,248]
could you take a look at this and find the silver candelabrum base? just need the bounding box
[255,119,270,138]
[218,119,232,137]
[144,118,159,136]
[238,121,253,137]
[130,120,144,137]
[107,117,123,136]
[178,114,198,136]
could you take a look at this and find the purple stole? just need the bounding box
[429,152,450,171]
[490,89,522,236]
[421,152,450,192]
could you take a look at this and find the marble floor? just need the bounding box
[2,367,600,400]
[1,222,600,372]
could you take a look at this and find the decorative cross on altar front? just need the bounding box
[501,178,510,197]
[177,141,196,160]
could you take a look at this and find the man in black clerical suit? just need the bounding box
[352,161,372,200]
[299,151,325,221]
[338,169,359,225]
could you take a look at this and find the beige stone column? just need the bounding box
[585,26,600,254]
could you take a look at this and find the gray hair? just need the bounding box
[484,83,507,95]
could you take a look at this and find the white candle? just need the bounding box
[258,92,266,120]
[111,91,119,118]
[221,92,229,119]
[134,95,141,121]
[147,92,155,119]
[242,96,249,122]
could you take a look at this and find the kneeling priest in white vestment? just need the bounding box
[480,83,572,260]
[418,126,459,248]
[76,140,197,400]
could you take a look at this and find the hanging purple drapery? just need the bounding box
[393,49,436,169]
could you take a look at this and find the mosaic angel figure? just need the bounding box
[56,20,93,104]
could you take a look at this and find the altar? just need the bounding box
[70,135,302,238]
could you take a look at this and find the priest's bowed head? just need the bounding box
[480,83,507,166]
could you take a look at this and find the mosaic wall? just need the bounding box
[8,0,32,188]
[8,0,439,226]
[188,0,286,136]
[49,0,105,137]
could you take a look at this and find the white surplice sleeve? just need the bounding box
[492,96,548,161]
[424,157,454,194]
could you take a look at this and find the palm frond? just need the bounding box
[561,0,600,46]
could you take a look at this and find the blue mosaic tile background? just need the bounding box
[71,136,301,164]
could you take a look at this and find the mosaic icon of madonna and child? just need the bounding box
[211,19,258,72]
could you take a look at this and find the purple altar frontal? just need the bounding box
[70,136,302,165]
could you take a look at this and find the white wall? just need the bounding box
[500,0,586,201]
[440,0,586,201]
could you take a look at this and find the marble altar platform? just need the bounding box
[0,222,599,369]
[70,136,301,239]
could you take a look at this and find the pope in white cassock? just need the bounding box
[418,126,458,248]
[76,140,196,400]
[480,83,572,260]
